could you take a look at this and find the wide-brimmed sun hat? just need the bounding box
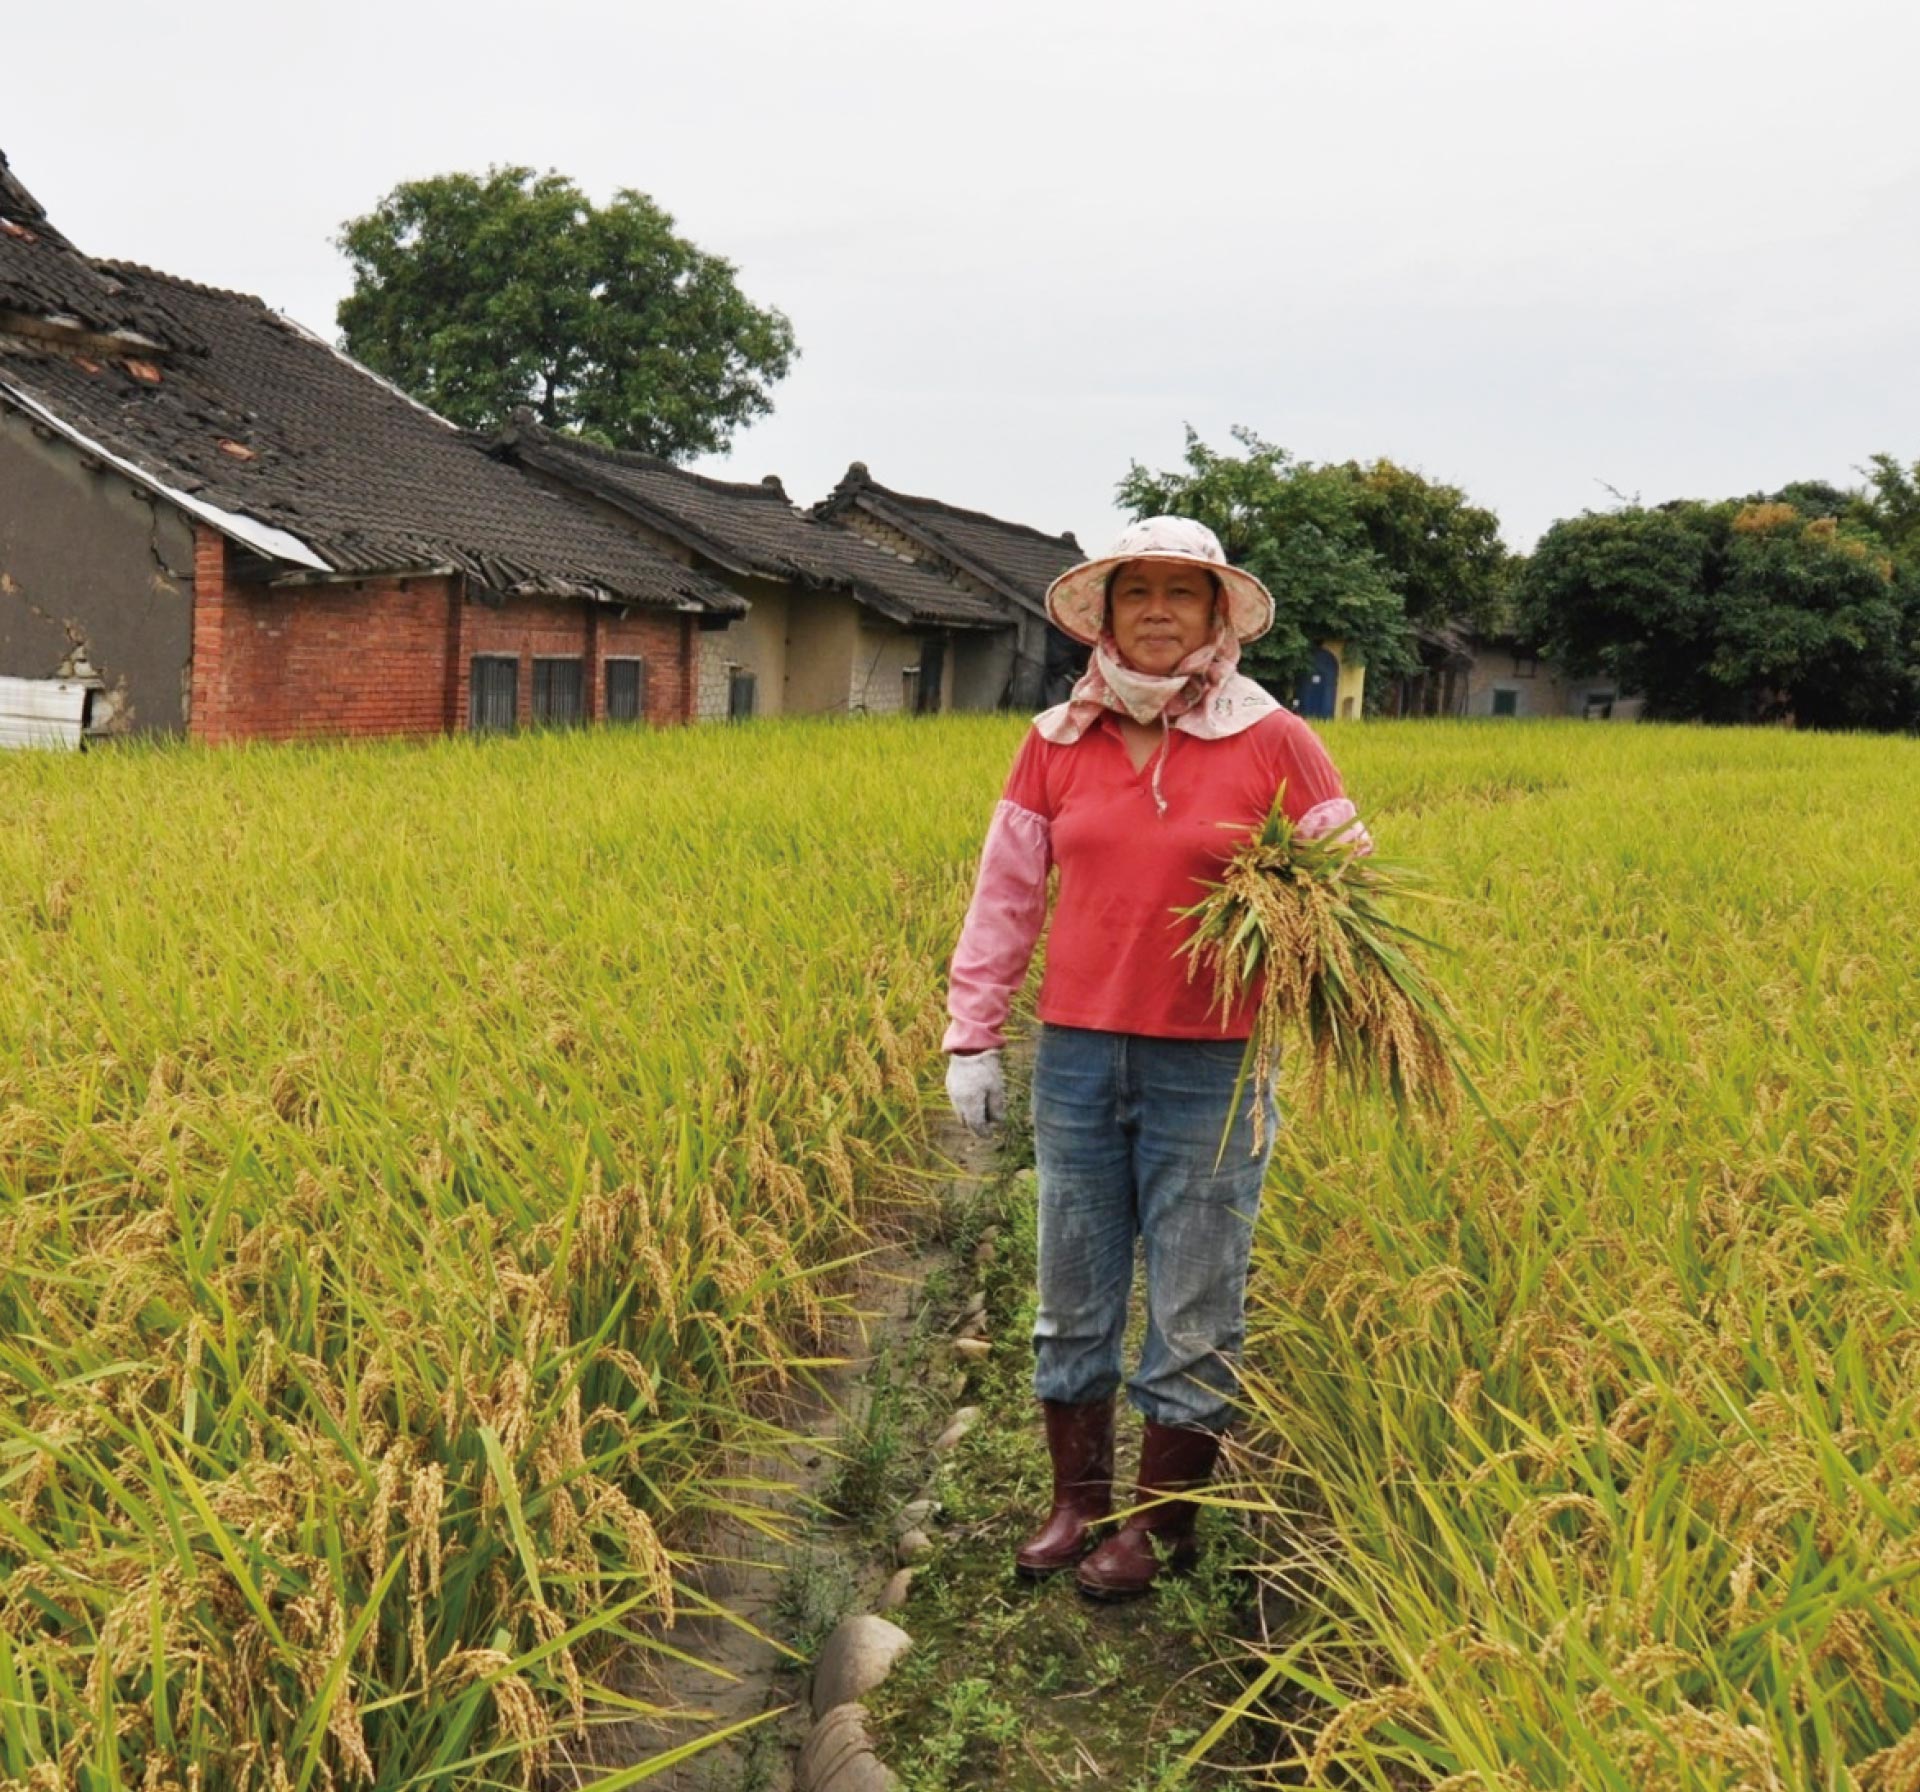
[1045,515,1274,647]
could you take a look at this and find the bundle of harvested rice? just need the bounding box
[1179,792,1479,1150]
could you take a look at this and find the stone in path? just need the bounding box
[796,1703,901,1792]
[893,1497,938,1536]
[811,1615,914,1719]
[932,1407,980,1452]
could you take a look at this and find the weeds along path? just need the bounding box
[593,1071,1282,1792]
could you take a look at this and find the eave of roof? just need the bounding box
[0,373,329,569]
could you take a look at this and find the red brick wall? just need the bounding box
[187,527,231,739]
[458,594,691,728]
[189,529,455,744]
[189,527,694,742]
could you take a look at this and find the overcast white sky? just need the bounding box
[11,0,1918,551]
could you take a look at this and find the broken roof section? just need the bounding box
[0,149,742,616]
[812,463,1085,619]
[486,419,1009,629]
[0,151,199,353]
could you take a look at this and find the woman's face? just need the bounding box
[1107,559,1220,677]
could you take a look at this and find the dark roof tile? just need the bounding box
[490,424,1008,629]
[0,152,200,350]
[0,250,741,614]
[813,462,1084,613]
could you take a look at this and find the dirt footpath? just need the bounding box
[570,1108,999,1790]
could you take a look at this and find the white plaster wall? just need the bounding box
[694,582,790,721]
[850,619,925,715]
[1469,648,1644,720]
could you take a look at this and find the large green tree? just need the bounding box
[1518,494,1920,729]
[337,166,796,459]
[1337,457,1513,633]
[1116,428,1418,696]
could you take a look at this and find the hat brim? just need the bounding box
[1045,551,1274,648]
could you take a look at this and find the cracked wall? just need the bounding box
[0,405,195,735]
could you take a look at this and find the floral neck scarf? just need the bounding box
[1033,618,1281,814]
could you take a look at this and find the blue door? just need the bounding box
[1294,648,1339,719]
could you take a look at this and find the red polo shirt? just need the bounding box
[943,708,1361,1051]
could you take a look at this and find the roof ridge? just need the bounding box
[273,310,460,431]
[96,257,266,307]
[829,461,1080,549]
[510,419,792,502]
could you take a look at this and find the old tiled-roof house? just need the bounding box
[812,463,1088,707]
[0,149,741,741]
[483,419,1011,719]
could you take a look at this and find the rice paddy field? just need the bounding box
[3,714,1919,1789]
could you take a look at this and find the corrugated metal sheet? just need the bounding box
[0,675,89,750]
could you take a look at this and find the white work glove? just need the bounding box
[945,1049,1006,1135]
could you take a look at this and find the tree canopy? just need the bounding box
[336,166,796,460]
[1337,457,1512,634]
[1116,429,1508,699]
[1118,430,1920,729]
[1854,454,1920,563]
[1518,491,1920,729]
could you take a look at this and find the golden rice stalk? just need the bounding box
[1179,793,1482,1151]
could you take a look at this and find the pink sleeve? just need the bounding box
[943,800,1051,1053]
[1273,716,1374,856]
[944,735,1053,1053]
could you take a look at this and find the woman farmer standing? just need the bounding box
[942,516,1370,1600]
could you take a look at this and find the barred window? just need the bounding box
[605,657,647,723]
[469,655,517,734]
[532,657,584,727]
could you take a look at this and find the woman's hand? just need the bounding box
[945,1050,1006,1135]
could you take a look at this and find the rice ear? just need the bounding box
[1179,792,1502,1145]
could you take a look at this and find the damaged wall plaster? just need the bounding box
[0,403,195,734]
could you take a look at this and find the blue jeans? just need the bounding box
[1030,1024,1276,1433]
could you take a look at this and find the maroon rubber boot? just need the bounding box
[1014,1399,1116,1578]
[1075,1420,1222,1601]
